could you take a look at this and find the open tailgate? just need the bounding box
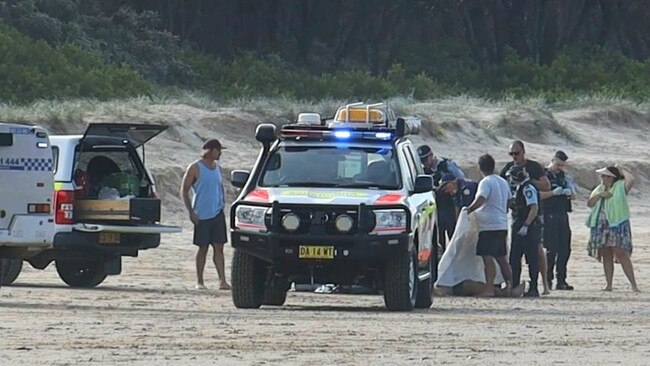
[81,123,168,147]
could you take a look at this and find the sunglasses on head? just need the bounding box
[509,151,522,156]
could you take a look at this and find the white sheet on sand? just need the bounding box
[435,210,505,287]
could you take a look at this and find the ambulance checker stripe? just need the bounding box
[20,158,53,171]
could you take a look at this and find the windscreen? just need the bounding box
[260,145,401,189]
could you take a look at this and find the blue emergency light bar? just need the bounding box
[280,125,396,141]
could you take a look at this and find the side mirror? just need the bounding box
[414,174,433,194]
[231,170,250,189]
[255,123,277,144]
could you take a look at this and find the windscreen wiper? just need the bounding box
[275,182,336,188]
[335,182,395,189]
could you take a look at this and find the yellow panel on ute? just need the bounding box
[335,108,385,123]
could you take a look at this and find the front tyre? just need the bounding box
[231,250,266,309]
[383,248,418,311]
[262,278,289,306]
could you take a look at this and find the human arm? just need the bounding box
[619,166,635,194]
[564,174,576,200]
[448,160,465,180]
[180,163,199,225]
[540,186,564,200]
[467,180,489,214]
[587,187,611,208]
[467,195,486,214]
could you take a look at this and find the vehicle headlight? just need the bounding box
[235,205,269,232]
[335,214,354,233]
[281,213,301,232]
[371,209,407,234]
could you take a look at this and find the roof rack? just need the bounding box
[281,104,421,142]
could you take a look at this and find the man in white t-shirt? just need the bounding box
[466,154,513,297]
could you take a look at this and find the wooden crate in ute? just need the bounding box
[75,198,161,223]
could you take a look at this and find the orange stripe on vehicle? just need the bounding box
[418,248,431,262]
[374,193,405,205]
[245,189,270,203]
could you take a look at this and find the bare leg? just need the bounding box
[539,245,550,295]
[495,255,513,295]
[213,243,230,289]
[601,247,614,291]
[196,245,209,287]
[481,256,496,297]
[613,248,639,292]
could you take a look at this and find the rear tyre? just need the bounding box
[1,259,23,286]
[231,250,266,309]
[55,260,107,288]
[384,248,418,311]
[263,278,289,306]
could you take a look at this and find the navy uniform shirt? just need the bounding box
[454,178,478,208]
[512,180,541,222]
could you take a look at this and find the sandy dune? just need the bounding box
[1,102,649,365]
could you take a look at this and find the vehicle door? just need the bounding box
[399,143,435,269]
[0,124,54,246]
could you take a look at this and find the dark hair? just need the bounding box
[607,166,624,182]
[478,154,495,174]
[512,140,525,152]
[554,150,568,161]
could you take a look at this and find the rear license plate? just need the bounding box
[298,246,334,259]
[98,232,120,244]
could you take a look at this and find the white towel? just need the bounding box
[435,210,506,287]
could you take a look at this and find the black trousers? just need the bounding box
[510,221,542,288]
[438,209,456,252]
[543,212,572,283]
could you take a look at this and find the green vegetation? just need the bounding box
[0,24,152,103]
[2,1,650,104]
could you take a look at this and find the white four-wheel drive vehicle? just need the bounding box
[4,123,181,288]
[0,122,55,286]
[229,103,439,311]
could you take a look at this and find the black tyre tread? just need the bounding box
[415,244,437,309]
[231,250,265,309]
[262,283,288,306]
[384,250,415,311]
[1,259,23,286]
[56,260,107,288]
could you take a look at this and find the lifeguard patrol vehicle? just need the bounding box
[229,102,438,311]
[0,122,55,286]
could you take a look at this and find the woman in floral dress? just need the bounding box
[587,166,639,292]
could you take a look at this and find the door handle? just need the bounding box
[0,209,5,219]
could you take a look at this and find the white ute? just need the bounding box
[5,123,181,288]
[0,122,55,286]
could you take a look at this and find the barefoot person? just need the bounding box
[587,166,639,292]
[435,206,523,298]
[181,139,231,290]
[467,154,513,297]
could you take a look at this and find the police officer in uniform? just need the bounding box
[418,145,465,251]
[440,173,479,216]
[540,151,575,290]
[507,165,543,297]
[417,145,465,186]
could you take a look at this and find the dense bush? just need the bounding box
[0,24,151,103]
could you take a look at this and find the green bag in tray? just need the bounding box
[102,172,139,197]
